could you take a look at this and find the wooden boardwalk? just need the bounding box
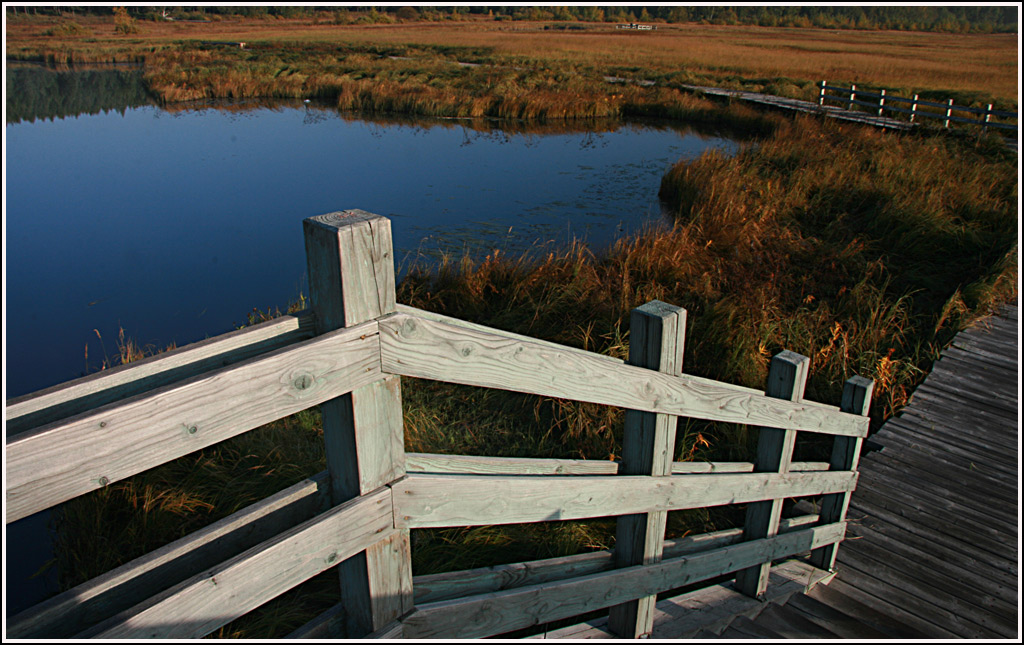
[680,83,914,131]
[830,301,1019,639]
[542,301,1019,639]
[680,83,1018,153]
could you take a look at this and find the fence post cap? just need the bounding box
[304,209,387,233]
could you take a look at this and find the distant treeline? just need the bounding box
[6,67,154,124]
[7,6,1018,34]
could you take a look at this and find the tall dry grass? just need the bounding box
[7,16,1018,110]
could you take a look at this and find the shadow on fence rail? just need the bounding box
[6,210,874,639]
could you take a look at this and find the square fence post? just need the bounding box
[944,98,954,128]
[607,300,687,639]
[910,94,919,123]
[809,376,874,571]
[734,350,810,599]
[303,210,413,637]
[818,80,826,106]
[848,84,856,110]
[877,89,886,117]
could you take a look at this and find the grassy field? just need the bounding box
[6,14,1019,111]
[11,12,1019,639]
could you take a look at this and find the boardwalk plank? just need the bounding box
[914,376,1019,417]
[850,492,1014,561]
[845,521,1018,606]
[856,459,1018,528]
[845,503,1018,580]
[754,603,841,639]
[943,347,1017,374]
[917,371,1019,410]
[877,418,1017,466]
[876,424,1018,472]
[783,593,892,639]
[953,327,1018,352]
[936,338,1017,368]
[865,448,1018,504]
[818,576,958,639]
[874,419,1018,474]
[911,387,1019,424]
[848,508,1019,591]
[937,345,1017,374]
[840,532,1018,632]
[954,323,1017,346]
[867,447,1015,490]
[914,369,1018,407]
[885,414,1019,467]
[837,548,1010,638]
[901,394,1018,435]
[854,474,1017,542]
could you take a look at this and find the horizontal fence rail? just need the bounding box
[400,522,848,639]
[82,489,395,639]
[289,512,823,637]
[392,471,857,528]
[6,319,381,523]
[5,311,317,437]
[5,209,875,639]
[818,81,1018,132]
[379,310,868,437]
[406,452,831,475]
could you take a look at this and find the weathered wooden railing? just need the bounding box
[818,80,1018,132]
[6,210,874,639]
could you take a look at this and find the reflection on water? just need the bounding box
[6,64,154,124]
[4,67,739,614]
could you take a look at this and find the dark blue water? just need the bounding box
[6,102,737,398]
[4,84,737,616]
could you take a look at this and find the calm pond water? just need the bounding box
[4,66,738,615]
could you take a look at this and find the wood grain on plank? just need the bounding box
[393,471,855,528]
[81,488,395,639]
[6,320,381,523]
[405,452,829,476]
[9,470,330,638]
[379,313,867,437]
[401,522,846,638]
[736,351,809,597]
[396,304,623,365]
[837,547,1008,638]
[810,375,873,571]
[412,515,820,605]
[6,312,315,437]
[304,210,411,637]
[610,301,686,638]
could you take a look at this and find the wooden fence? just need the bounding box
[6,210,874,639]
[818,81,1018,132]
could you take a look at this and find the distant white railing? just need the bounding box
[818,81,1017,132]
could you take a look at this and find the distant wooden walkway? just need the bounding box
[680,83,913,131]
[680,83,1018,153]
[832,301,1019,638]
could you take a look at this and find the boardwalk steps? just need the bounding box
[700,302,1019,640]
[544,302,1018,640]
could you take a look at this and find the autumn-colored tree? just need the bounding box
[113,6,137,34]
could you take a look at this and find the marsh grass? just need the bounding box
[7,17,1017,112]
